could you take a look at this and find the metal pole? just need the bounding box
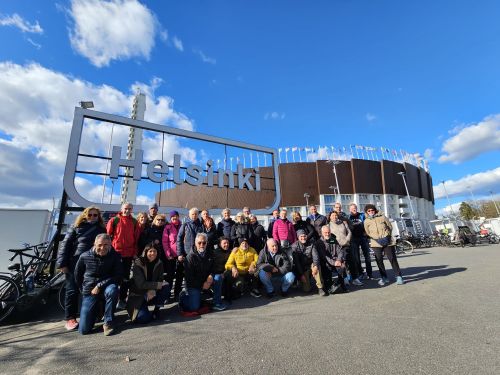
[490,191,500,216]
[441,180,456,217]
[399,172,416,219]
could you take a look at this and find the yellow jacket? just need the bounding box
[225,247,258,273]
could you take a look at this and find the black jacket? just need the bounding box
[313,237,344,270]
[217,218,235,240]
[250,222,267,252]
[177,219,203,257]
[257,247,291,275]
[212,247,231,275]
[202,223,218,251]
[267,218,277,238]
[184,249,214,289]
[74,248,123,295]
[306,214,328,237]
[57,222,106,270]
[289,240,315,276]
[293,220,317,242]
[231,222,254,246]
[138,224,165,254]
[348,212,367,238]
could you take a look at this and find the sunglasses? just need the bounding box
[88,213,98,217]
[197,241,207,245]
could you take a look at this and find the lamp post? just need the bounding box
[79,101,94,109]
[441,180,456,218]
[466,185,482,217]
[489,191,500,217]
[326,160,341,203]
[397,172,416,219]
[304,192,310,207]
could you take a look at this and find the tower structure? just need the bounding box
[120,92,146,204]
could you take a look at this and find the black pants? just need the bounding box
[321,265,347,292]
[165,259,184,298]
[351,236,373,277]
[344,245,361,279]
[372,246,402,278]
[119,257,133,302]
[225,272,256,301]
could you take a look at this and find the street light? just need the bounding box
[303,192,310,207]
[466,185,482,217]
[397,172,416,219]
[79,101,94,109]
[441,180,456,218]
[489,191,500,217]
[326,160,341,202]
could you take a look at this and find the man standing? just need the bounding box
[216,208,235,246]
[106,202,141,309]
[147,203,159,228]
[257,238,295,298]
[348,203,373,279]
[306,205,327,239]
[266,209,280,238]
[176,207,203,260]
[74,234,122,336]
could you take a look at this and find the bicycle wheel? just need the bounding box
[400,240,414,254]
[0,275,20,323]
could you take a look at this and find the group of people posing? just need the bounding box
[57,201,404,336]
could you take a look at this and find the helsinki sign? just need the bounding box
[63,107,281,215]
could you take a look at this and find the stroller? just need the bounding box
[451,226,477,247]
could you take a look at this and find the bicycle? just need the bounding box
[395,236,414,254]
[0,243,64,323]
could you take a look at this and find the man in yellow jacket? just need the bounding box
[224,238,261,299]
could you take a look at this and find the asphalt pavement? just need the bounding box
[1,244,499,375]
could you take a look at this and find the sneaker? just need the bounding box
[181,310,199,317]
[250,289,262,298]
[318,289,328,297]
[352,278,363,286]
[383,277,390,284]
[396,276,405,285]
[265,291,275,299]
[103,323,114,336]
[378,279,386,286]
[212,303,227,311]
[64,319,79,331]
[116,300,126,310]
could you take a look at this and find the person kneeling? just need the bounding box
[179,233,214,316]
[257,238,295,298]
[127,243,170,323]
[74,234,123,336]
[224,237,261,298]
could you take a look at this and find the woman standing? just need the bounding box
[57,206,106,330]
[139,214,167,257]
[162,211,183,300]
[231,212,254,248]
[329,211,363,286]
[363,204,404,286]
[201,209,217,251]
[127,244,170,323]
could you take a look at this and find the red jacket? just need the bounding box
[106,213,141,258]
[162,222,180,258]
[273,218,297,244]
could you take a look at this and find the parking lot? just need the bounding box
[1,244,499,375]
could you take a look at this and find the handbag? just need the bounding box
[375,236,391,247]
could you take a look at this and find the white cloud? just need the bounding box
[424,148,433,161]
[0,62,196,208]
[365,113,376,122]
[438,114,500,164]
[434,202,462,218]
[172,36,183,51]
[68,0,160,67]
[264,112,285,121]
[0,13,43,33]
[193,48,216,64]
[433,167,500,200]
[26,38,42,49]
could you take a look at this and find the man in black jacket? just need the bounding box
[257,238,295,298]
[289,230,316,293]
[306,205,328,238]
[74,234,123,336]
[313,225,348,295]
[179,233,214,316]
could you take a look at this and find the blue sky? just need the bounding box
[0,0,499,214]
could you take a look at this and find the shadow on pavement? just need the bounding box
[402,265,467,283]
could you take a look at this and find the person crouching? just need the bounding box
[127,243,170,323]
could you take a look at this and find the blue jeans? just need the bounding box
[212,274,224,305]
[65,272,79,320]
[179,287,201,312]
[79,284,119,335]
[258,270,295,293]
[136,284,171,324]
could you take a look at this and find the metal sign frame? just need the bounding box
[63,107,281,215]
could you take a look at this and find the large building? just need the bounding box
[156,158,435,234]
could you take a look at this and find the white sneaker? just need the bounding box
[352,278,363,286]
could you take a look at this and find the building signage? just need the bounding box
[63,107,280,215]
